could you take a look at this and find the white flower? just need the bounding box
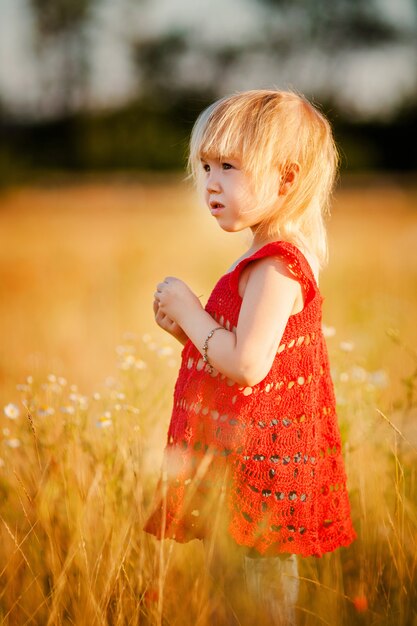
[49,383,63,394]
[110,390,125,400]
[4,403,20,420]
[157,346,174,357]
[37,406,55,417]
[96,412,113,429]
[125,405,140,415]
[58,377,67,386]
[368,370,389,388]
[69,384,78,392]
[135,359,147,370]
[78,395,89,409]
[339,372,349,383]
[3,428,10,436]
[68,393,88,408]
[47,374,57,383]
[92,392,101,401]
[322,324,336,338]
[26,376,33,385]
[339,341,354,352]
[16,384,31,393]
[350,366,367,383]
[142,333,152,343]
[5,438,21,448]
[116,344,135,356]
[60,405,75,415]
[118,354,137,370]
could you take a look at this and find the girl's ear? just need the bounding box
[278,162,300,196]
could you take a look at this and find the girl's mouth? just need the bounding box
[210,201,225,215]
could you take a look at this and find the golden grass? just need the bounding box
[0,175,416,625]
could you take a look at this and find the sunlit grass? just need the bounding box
[0,175,416,624]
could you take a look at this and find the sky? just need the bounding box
[1,0,416,120]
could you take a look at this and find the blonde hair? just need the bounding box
[188,89,339,267]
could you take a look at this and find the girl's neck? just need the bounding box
[247,233,320,282]
[248,232,282,253]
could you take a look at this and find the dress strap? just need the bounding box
[228,240,319,301]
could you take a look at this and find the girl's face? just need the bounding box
[201,155,269,234]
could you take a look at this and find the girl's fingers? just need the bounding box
[155,307,175,332]
[155,305,168,325]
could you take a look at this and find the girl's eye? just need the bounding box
[222,163,233,170]
[202,163,210,172]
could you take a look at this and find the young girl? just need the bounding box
[144,89,357,625]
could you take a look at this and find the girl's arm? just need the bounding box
[155,257,301,386]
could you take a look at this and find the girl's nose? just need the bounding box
[206,172,221,193]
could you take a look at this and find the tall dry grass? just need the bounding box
[0,175,416,625]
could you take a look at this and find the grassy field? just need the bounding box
[0,175,416,625]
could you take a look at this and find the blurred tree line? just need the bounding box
[0,0,416,183]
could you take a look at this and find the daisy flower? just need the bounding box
[60,405,75,415]
[322,324,336,338]
[4,403,20,420]
[37,406,55,417]
[96,411,112,428]
[5,438,21,448]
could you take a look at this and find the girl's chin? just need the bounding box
[219,223,242,233]
[218,220,247,234]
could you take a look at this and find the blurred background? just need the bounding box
[1,0,417,178]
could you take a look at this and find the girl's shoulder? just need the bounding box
[227,240,320,301]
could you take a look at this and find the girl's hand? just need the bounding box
[154,277,203,324]
[153,298,189,346]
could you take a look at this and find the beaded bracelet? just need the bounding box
[202,326,223,374]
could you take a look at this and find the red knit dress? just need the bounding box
[144,241,357,557]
